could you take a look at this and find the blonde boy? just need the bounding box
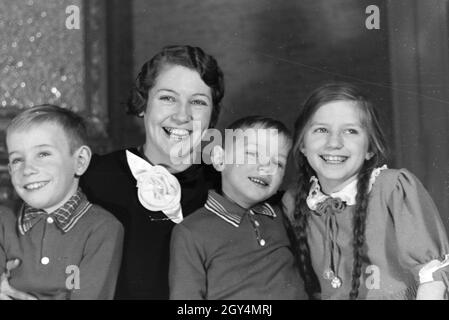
[0,105,123,300]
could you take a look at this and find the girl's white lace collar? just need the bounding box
[306,165,388,211]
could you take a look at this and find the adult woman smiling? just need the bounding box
[81,45,224,299]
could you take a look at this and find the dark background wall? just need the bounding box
[105,0,448,231]
[131,0,392,136]
[121,0,393,185]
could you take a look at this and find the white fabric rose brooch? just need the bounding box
[126,150,183,224]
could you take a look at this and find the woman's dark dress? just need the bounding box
[80,148,220,299]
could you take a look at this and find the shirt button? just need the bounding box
[259,239,266,246]
[47,217,54,224]
[41,257,50,265]
[254,220,260,227]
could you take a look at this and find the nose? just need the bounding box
[258,161,277,176]
[326,132,343,149]
[22,160,38,176]
[172,100,192,123]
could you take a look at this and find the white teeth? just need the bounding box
[24,181,48,190]
[321,155,347,163]
[164,127,191,141]
[165,127,190,136]
[249,177,269,186]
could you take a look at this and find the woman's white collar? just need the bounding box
[126,150,183,223]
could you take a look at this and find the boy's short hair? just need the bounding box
[6,104,88,154]
[227,115,292,143]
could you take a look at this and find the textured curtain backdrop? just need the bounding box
[0,0,85,208]
[0,0,109,209]
[388,0,449,231]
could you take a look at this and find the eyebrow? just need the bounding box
[156,89,178,95]
[8,144,55,156]
[243,140,258,148]
[156,89,211,101]
[310,121,362,127]
[277,153,288,158]
[243,140,289,155]
[192,93,212,101]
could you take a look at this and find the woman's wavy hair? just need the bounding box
[127,45,225,128]
[291,82,388,299]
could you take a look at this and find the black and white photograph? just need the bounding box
[0,0,448,309]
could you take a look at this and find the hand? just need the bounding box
[416,281,446,300]
[0,259,37,300]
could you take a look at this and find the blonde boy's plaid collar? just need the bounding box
[204,190,276,227]
[18,188,92,235]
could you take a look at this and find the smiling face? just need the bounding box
[215,128,291,209]
[143,64,213,167]
[301,100,372,194]
[7,122,85,212]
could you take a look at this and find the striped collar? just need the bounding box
[204,190,277,227]
[18,188,92,235]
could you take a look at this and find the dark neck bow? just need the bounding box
[22,206,47,224]
[313,197,346,216]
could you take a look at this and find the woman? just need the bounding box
[81,45,224,299]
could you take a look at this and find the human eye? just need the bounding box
[276,161,285,169]
[9,157,23,166]
[38,151,51,158]
[313,127,328,133]
[159,95,176,103]
[191,99,208,107]
[344,128,359,134]
[245,150,258,157]
[245,150,260,163]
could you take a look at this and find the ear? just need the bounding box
[365,151,374,160]
[73,145,92,177]
[211,145,225,172]
[299,142,306,156]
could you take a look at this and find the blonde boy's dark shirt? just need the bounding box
[169,190,307,300]
[0,190,124,300]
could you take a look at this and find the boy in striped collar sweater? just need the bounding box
[169,116,306,299]
[0,105,123,300]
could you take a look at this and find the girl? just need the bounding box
[283,83,449,299]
